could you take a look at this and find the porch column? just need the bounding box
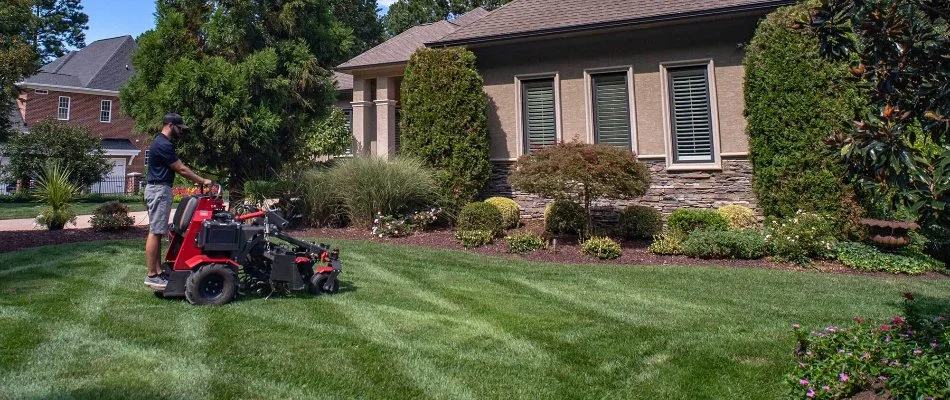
[350,78,375,156]
[375,77,399,160]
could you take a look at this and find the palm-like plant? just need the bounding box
[33,160,80,230]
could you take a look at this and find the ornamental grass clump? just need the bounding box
[33,160,80,230]
[328,157,439,227]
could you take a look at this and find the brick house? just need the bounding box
[335,0,794,217]
[11,35,143,194]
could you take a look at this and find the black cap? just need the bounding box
[162,113,189,129]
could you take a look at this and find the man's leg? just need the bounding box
[143,184,171,289]
[146,233,164,276]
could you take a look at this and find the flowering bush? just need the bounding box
[370,208,443,238]
[456,230,495,248]
[505,232,547,254]
[90,201,136,231]
[765,211,838,263]
[172,186,199,202]
[787,294,949,399]
[581,236,622,260]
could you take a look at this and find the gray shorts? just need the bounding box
[144,184,173,235]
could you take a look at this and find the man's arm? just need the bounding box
[169,160,212,186]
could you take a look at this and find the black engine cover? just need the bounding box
[196,220,242,252]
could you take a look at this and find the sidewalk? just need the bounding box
[0,211,160,232]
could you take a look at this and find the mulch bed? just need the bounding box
[1,223,946,280]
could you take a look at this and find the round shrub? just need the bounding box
[581,236,622,260]
[544,199,588,236]
[90,200,136,231]
[718,204,758,231]
[457,202,503,235]
[617,205,662,239]
[745,1,867,223]
[667,208,729,235]
[681,230,766,260]
[485,197,520,229]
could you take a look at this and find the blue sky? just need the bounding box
[82,0,397,43]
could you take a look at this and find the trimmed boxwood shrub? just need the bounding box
[617,205,662,239]
[401,47,491,212]
[581,236,622,260]
[681,230,766,260]
[544,199,588,236]
[744,1,867,225]
[718,204,757,231]
[667,208,729,235]
[485,197,520,229]
[457,202,503,236]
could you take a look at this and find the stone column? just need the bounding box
[350,78,376,156]
[375,77,399,160]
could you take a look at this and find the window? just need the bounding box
[57,96,71,120]
[521,78,557,153]
[34,89,48,95]
[591,72,632,149]
[665,63,717,164]
[100,100,112,123]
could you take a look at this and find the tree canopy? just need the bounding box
[0,0,38,142]
[120,0,350,196]
[329,0,384,59]
[382,0,509,37]
[26,0,88,63]
[3,119,109,188]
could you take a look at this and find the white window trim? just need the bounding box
[584,66,638,153]
[57,96,71,121]
[34,89,48,95]
[659,59,722,171]
[514,72,562,156]
[100,100,112,123]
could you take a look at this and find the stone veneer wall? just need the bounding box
[484,159,759,223]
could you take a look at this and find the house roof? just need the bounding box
[101,138,139,152]
[431,0,794,46]
[334,71,353,91]
[336,7,490,71]
[20,36,138,93]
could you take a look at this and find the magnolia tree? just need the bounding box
[509,142,651,233]
[807,0,950,226]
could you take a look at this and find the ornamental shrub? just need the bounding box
[617,205,662,240]
[765,211,838,263]
[456,230,495,248]
[667,208,729,236]
[744,1,867,224]
[328,157,439,227]
[401,48,492,211]
[544,199,588,236]
[4,119,110,189]
[648,231,686,256]
[90,201,136,231]
[457,202,503,236]
[505,232,547,254]
[681,230,766,260]
[581,236,622,260]
[786,294,950,399]
[834,242,944,275]
[485,197,520,229]
[717,204,757,231]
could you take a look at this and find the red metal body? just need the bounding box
[164,195,228,271]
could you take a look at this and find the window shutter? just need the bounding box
[668,66,714,163]
[592,73,631,149]
[522,79,557,152]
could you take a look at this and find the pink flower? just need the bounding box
[854,317,863,324]
[806,388,815,398]
[914,349,923,355]
[880,325,890,331]
[800,379,810,386]
[840,373,849,382]
[822,386,831,391]
[892,316,905,324]
[793,324,801,329]
[861,352,871,360]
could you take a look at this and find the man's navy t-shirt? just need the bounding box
[147,133,179,185]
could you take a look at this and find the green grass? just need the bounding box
[0,202,148,220]
[0,240,947,399]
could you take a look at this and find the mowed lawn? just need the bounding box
[0,202,148,220]
[0,240,948,399]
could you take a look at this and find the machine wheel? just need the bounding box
[185,264,238,305]
[309,273,339,295]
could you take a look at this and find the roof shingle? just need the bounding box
[20,36,137,92]
[433,0,792,45]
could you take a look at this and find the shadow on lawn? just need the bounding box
[33,387,170,400]
[150,279,359,304]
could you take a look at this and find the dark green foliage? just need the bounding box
[457,202,503,236]
[667,209,729,236]
[809,0,950,226]
[504,232,546,254]
[329,0,384,58]
[765,211,839,264]
[306,107,355,158]
[455,229,494,248]
[920,224,950,265]
[744,1,867,222]
[834,242,944,275]
[24,0,88,63]
[3,119,109,188]
[543,199,588,236]
[382,0,510,36]
[400,47,491,210]
[681,230,766,260]
[326,157,439,227]
[617,205,662,240]
[0,0,37,142]
[121,0,350,197]
[89,201,135,232]
[581,236,622,260]
[296,168,345,227]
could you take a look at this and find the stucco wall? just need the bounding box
[474,15,761,161]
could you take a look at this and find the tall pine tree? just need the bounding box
[0,0,38,141]
[26,0,88,63]
[120,0,351,197]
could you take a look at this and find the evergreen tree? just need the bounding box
[26,0,89,63]
[0,0,38,141]
[330,0,384,58]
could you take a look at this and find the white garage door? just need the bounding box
[91,158,126,194]
[0,157,12,195]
